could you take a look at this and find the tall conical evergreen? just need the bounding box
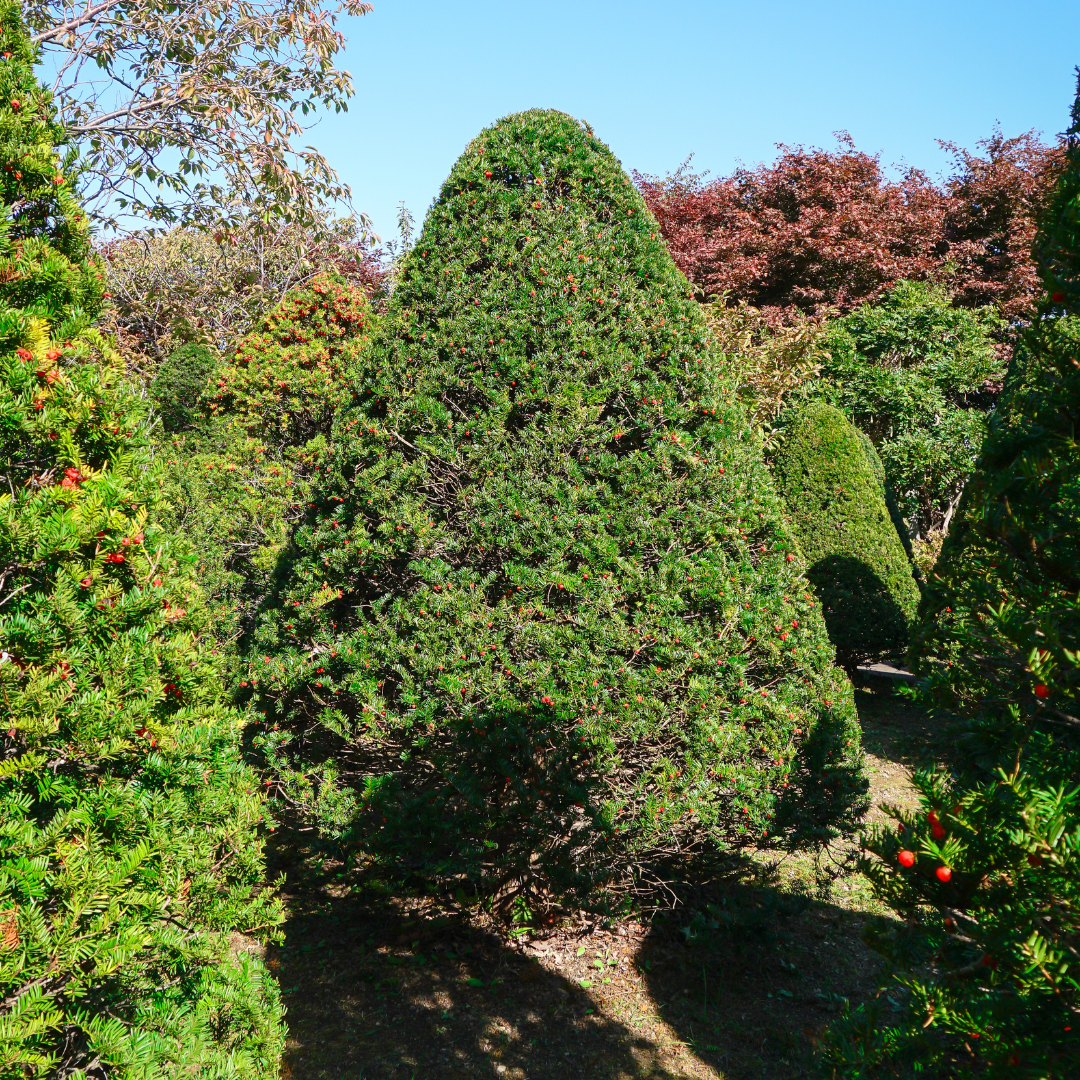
[250,110,864,905]
[0,6,284,1074]
[821,75,1080,1078]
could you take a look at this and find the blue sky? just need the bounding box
[312,0,1080,243]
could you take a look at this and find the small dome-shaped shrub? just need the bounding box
[152,340,217,431]
[774,401,921,669]
[249,110,865,906]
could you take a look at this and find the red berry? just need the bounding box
[1027,853,1044,867]
[936,866,952,883]
[898,849,915,867]
[1051,291,1065,303]
[1034,683,1049,699]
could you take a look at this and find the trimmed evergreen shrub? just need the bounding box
[820,77,1080,1078]
[773,401,921,670]
[208,275,374,454]
[151,341,217,432]
[857,425,914,562]
[248,109,865,910]
[0,7,284,1074]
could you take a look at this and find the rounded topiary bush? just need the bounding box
[774,401,921,670]
[856,425,914,562]
[249,109,865,908]
[208,275,375,454]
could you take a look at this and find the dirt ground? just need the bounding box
[264,677,938,1080]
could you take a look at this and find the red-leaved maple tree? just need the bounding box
[636,131,1063,325]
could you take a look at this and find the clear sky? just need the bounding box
[312,0,1080,243]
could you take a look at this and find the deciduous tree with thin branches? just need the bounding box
[24,0,373,230]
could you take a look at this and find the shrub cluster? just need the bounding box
[151,277,376,682]
[0,8,283,1074]
[817,279,1003,541]
[99,218,383,368]
[821,76,1080,1079]
[636,132,1063,324]
[243,109,866,911]
[773,401,921,670]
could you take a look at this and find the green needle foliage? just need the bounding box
[0,7,284,1074]
[821,76,1080,1079]
[248,109,866,911]
[153,277,377,681]
[151,342,217,432]
[773,401,921,670]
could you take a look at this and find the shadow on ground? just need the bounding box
[266,849,885,1079]
[267,677,934,1079]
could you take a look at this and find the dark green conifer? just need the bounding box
[250,110,864,905]
[0,5,284,1072]
[774,401,921,670]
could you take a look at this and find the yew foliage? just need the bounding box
[247,110,866,911]
[821,77,1080,1079]
[0,8,283,1072]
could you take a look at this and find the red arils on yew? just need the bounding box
[1051,291,1065,302]
[898,849,916,867]
[936,866,952,883]
[1027,853,1044,867]
[1034,683,1049,699]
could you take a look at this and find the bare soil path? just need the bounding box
[266,679,937,1080]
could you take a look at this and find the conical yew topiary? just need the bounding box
[774,401,921,670]
[0,5,284,1073]
[250,110,865,905]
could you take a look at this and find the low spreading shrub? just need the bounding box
[246,109,866,913]
[820,77,1080,1079]
[773,401,921,670]
[0,7,283,1073]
